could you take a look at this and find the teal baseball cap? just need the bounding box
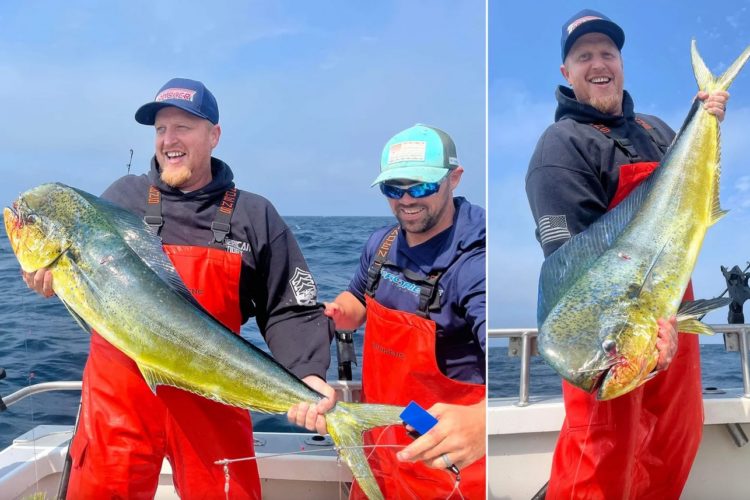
[371,124,459,186]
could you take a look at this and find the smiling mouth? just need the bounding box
[165,152,185,159]
[399,206,425,216]
[589,76,612,85]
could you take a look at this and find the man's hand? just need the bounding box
[396,400,485,471]
[286,375,336,435]
[323,302,345,323]
[322,292,366,330]
[655,316,678,372]
[697,90,729,122]
[21,269,54,298]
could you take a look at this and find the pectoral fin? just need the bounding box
[60,300,93,334]
[675,297,732,334]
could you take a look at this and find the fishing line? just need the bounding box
[21,292,42,496]
[570,399,600,500]
[216,435,462,499]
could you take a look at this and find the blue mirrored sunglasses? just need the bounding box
[380,175,448,200]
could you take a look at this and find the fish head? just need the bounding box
[596,318,659,400]
[538,312,622,393]
[4,184,75,272]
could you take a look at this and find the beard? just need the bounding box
[588,93,623,115]
[395,208,439,235]
[160,165,192,188]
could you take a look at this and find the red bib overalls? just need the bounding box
[546,161,703,500]
[67,245,262,499]
[350,229,486,499]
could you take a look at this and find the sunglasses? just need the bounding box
[380,175,448,200]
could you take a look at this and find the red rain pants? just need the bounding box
[66,245,262,499]
[350,296,486,499]
[547,162,704,499]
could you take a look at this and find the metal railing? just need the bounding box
[1,381,82,409]
[0,380,362,410]
[489,324,750,406]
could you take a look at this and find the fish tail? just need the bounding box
[325,401,404,500]
[692,39,750,92]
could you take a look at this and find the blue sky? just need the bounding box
[489,1,750,343]
[0,1,485,216]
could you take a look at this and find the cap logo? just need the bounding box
[388,141,426,165]
[155,88,197,102]
[567,15,601,34]
[448,157,459,166]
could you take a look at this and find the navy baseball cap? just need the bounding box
[135,78,219,125]
[561,9,624,62]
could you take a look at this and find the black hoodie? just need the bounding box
[526,87,675,257]
[101,156,333,379]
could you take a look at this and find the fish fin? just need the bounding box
[675,297,731,334]
[691,39,716,92]
[709,169,728,225]
[538,173,659,324]
[138,365,161,394]
[676,319,717,335]
[630,238,671,299]
[712,41,750,91]
[692,39,750,92]
[59,299,93,334]
[136,364,256,408]
[69,187,208,314]
[326,402,405,500]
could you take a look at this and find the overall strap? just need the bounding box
[365,227,399,297]
[634,116,670,154]
[589,116,669,162]
[211,187,238,245]
[589,123,641,162]
[364,226,444,319]
[143,185,164,235]
[401,268,444,318]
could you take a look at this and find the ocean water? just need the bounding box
[488,344,745,399]
[1,213,747,448]
[0,215,392,448]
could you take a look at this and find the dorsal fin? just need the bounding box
[71,187,207,313]
[537,170,662,325]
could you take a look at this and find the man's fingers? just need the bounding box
[397,431,440,462]
[42,271,54,297]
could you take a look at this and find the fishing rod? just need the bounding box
[126,148,134,174]
[696,261,750,322]
[0,368,6,411]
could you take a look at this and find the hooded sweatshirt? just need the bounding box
[526,87,675,257]
[348,197,486,384]
[101,156,333,380]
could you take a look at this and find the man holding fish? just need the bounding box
[526,9,732,499]
[290,124,486,498]
[20,78,336,499]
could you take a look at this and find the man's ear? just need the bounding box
[560,63,570,84]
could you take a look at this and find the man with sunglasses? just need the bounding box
[290,124,486,498]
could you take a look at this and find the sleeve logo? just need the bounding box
[290,267,317,306]
[538,214,571,246]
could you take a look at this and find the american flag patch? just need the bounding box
[538,215,571,246]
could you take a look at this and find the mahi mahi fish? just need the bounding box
[3,183,402,500]
[537,41,750,401]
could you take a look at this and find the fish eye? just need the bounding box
[602,339,617,354]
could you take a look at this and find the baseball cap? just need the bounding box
[560,9,625,61]
[135,78,219,125]
[371,124,459,187]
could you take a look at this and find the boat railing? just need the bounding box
[489,324,750,407]
[0,380,363,411]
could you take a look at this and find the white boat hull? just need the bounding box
[488,389,750,499]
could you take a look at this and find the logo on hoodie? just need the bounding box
[290,267,317,306]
